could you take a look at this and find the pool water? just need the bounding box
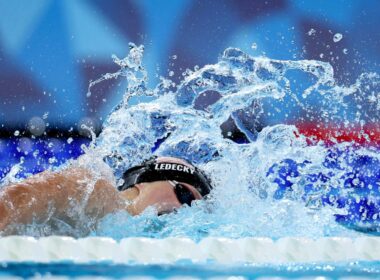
[2,45,380,278]
[1,261,380,279]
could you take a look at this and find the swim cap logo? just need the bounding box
[154,163,195,174]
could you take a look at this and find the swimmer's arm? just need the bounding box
[0,167,123,233]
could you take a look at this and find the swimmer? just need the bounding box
[0,156,212,235]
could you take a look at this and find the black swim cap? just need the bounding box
[118,157,212,197]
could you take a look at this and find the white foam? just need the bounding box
[0,236,378,264]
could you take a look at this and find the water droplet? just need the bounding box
[171,55,177,60]
[67,137,73,144]
[14,130,20,136]
[343,48,348,55]
[307,28,316,36]
[28,117,46,136]
[169,71,174,77]
[333,33,343,43]
[33,150,39,157]
[251,43,258,50]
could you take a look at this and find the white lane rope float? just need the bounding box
[0,237,379,264]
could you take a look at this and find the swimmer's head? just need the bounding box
[118,156,212,215]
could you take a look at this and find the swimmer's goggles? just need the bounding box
[118,157,212,205]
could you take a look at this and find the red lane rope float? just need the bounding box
[296,123,380,146]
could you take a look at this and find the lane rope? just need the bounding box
[0,237,379,263]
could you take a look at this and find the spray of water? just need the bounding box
[3,43,380,238]
[86,44,380,239]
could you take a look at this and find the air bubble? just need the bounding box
[333,33,343,43]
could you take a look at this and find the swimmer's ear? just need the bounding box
[132,185,141,197]
[121,185,140,201]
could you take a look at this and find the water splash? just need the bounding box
[4,44,380,239]
[87,43,148,100]
[88,45,380,239]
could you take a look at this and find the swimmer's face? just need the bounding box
[121,156,203,215]
[122,181,202,215]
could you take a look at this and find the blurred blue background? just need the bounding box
[0,0,379,133]
[0,0,380,179]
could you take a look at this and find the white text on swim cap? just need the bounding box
[154,163,195,174]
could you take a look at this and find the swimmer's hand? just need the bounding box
[0,167,124,235]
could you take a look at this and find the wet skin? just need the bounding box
[0,157,203,234]
[121,181,202,215]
